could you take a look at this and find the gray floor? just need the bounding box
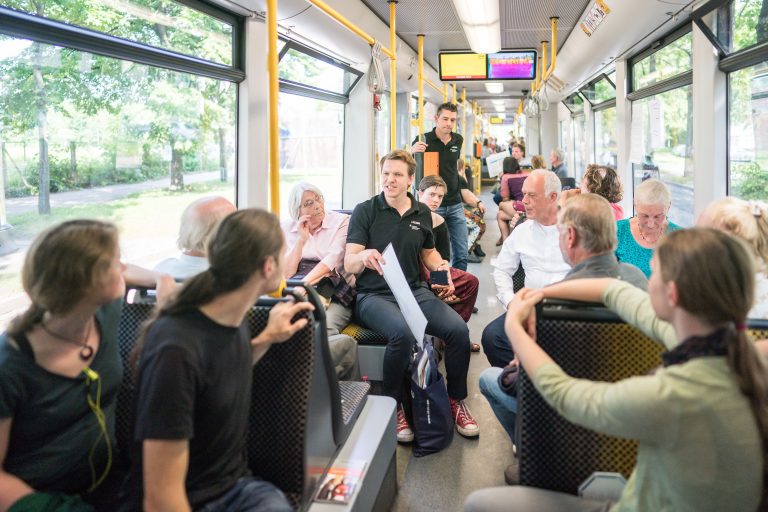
[392,189,514,512]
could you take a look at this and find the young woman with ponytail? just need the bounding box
[120,209,313,512]
[0,220,172,512]
[465,228,767,512]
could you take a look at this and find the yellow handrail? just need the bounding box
[443,84,448,103]
[461,88,467,158]
[424,77,443,96]
[389,0,397,150]
[452,84,457,103]
[267,0,280,213]
[307,0,396,59]
[418,34,424,143]
[542,17,558,81]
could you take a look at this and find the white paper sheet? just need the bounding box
[380,244,428,348]
[486,151,507,178]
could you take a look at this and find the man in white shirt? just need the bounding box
[482,169,570,367]
[154,196,236,279]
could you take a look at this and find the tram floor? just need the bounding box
[392,189,512,512]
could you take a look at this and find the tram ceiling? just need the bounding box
[359,0,589,94]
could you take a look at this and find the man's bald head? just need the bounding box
[178,196,236,254]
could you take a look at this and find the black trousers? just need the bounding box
[481,313,514,368]
[355,285,470,403]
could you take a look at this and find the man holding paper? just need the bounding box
[344,150,479,444]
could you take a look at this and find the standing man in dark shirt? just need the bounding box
[412,102,476,271]
[345,150,479,444]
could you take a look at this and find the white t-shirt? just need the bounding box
[154,253,209,280]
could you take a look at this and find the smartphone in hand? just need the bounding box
[429,270,449,286]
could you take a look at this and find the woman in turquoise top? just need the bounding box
[615,179,681,277]
[466,228,767,512]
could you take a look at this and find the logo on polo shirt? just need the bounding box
[450,146,459,152]
[410,220,421,231]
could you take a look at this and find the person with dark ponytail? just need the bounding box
[466,228,767,512]
[121,209,312,512]
[0,220,172,512]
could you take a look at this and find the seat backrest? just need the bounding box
[512,266,526,293]
[747,318,768,343]
[246,292,336,511]
[517,299,665,494]
[115,289,156,462]
[560,177,576,190]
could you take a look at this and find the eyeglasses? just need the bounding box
[301,196,323,209]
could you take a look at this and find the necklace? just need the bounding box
[635,218,664,245]
[39,319,95,361]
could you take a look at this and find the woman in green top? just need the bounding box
[466,228,767,512]
[0,220,172,512]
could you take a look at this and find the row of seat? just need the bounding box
[516,299,768,495]
[113,283,397,511]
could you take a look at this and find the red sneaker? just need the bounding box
[450,398,479,438]
[396,405,414,443]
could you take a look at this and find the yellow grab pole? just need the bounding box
[418,34,424,142]
[307,0,395,59]
[461,88,467,156]
[267,0,280,213]
[389,0,397,150]
[452,84,457,103]
[424,77,443,96]
[543,17,558,81]
[541,41,548,84]
[443,84,448,103]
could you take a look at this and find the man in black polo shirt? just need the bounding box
[413,102,483,271]
[345,150,479,444]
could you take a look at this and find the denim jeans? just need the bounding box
[436,202,469,271]
[355,286,470,403]
[481,313,514,368]
[198,477,292,512]
[478,367,517,443]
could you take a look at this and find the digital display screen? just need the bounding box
[487,51,536,80]
[439,52,487,81]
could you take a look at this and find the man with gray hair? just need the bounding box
[550,148,568,181]
[481,170,570,367]
[154,196,236,279]
[478,193,647,484]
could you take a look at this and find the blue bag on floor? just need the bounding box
[410,335,453,457]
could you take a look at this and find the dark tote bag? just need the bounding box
[409,335,453,457]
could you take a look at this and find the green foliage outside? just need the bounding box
[0,0,237,215]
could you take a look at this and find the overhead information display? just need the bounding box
[439,50,537,81]
[488,51,536,80]
[439,52,487,80]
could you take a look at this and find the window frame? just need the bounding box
[277,39,363,104]
[627,23,693,99]
[579,72,616,109]
[0,4,245,82]
[562,92,585,115]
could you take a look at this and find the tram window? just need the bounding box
[630,86,694,226]
[559,120,568,155]
[374,92,391,184]
[594,107,617,169]
[2,0,236,66]
[0,35,237,326]
[728,61,768,201]
[278,45,362,97]
[704,0,768,54]
[573,115,586,180]
[580,74,615,106]
[278,93,344,215]
[632,32,692,91]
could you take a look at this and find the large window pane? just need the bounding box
[729,61,768,201]
[573,115,586,179]
[632,32,692,90]
[630,86,694,226]
[559,120,568,155]
[3,0,234,65]
[278,93,344,216]
[0,35,237,326]
[594,107,617,168]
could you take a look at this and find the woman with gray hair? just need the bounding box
[615,179,681,277]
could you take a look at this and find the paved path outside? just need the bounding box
[5,171,223,216]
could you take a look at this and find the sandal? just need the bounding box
[495,237,503,246]
[470,343,481,352]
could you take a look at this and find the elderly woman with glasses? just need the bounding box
[615,179,681,277]
[281,183,358,379]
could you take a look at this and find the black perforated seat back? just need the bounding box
[512,267,526,293]
[246,303,315,510]
[518,300,665,494]
[115,300,155,463]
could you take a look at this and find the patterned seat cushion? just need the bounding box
[342,323,389,346]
